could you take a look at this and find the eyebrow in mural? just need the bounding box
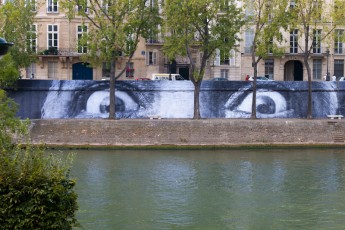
[223,81,339,119]
[41,80,156,119]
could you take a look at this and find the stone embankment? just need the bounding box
[28,119,345,148]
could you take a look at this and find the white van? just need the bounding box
[151,73,185,81]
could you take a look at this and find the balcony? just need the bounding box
[37,47,83,57]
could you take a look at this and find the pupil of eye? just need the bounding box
[99,98,110,113]
[115,99,125,111]
[257,96,275,114]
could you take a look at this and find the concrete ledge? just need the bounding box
[27,119,345,148]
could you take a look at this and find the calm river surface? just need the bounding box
[65,148,345,229]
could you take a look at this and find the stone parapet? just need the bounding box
[28,119,345,148]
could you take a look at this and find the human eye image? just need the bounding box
[8,79,342,120]
[41,80,156,119]
[202,81,340,119]
[225,90,294,118]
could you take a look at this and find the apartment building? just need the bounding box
[4,0,344,81]
[12,0,243,81]
[241,0,345,81]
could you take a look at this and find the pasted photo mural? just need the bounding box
[6,79,345,119]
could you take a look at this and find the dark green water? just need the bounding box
[67,148,345,229]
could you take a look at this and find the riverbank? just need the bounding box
[27,119,345,149]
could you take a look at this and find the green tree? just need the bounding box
[0,0,37,69]
[0,54,19,87]
[0,47,79,230]
[162,0,244,119]
[61,0,160,119]
[244,0,290,119]
[290,0,345,119]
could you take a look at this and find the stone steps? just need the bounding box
[328,121,345,143]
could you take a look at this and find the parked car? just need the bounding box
[248,76,273,81]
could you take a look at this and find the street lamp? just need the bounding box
[326,48,330,81]
[0,37,13,56]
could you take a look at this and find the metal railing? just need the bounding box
[37,47,84,56]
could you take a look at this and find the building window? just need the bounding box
[48,62,58,79]
[126,62,134,78]
[77,0,89,13]
[313,59,322,80]
[102,62,111,78]
[245,0,254,17]
[25,63,36,79]
[290,29,298,54]
[229,49,236,66]
[290,0,295,9]
[220,69,229,79]
[26,24,37,53]
[145,0,156,7]
[220,49,229,65]
[101,0,109,12]
[244,29,254,53]
[47,0,58,13]
[146,51,157,65]
[77,25,87,53]
[265,59,274,79]
[313,29,322,54]
[48,24,58,49]
[334,59,344,78]
[25,0,36,11]
[334,29,343,54]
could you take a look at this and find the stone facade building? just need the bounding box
[3,0,343,81]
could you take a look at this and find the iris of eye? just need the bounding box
[99,99,125,113]
[99,100,109,113]
[257,96,275,114]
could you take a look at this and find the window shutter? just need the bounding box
[145,52,149,65]
[153,52,157,65]
[214,49,220,66]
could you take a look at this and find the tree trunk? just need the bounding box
[304,27,312,119]
[193,81,201,119]
[109,59,116,119]
[251,58,258,119]
[305,55,313,119]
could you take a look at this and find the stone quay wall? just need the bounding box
[27,119,345,148]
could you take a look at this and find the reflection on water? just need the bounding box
[65,149,345,229]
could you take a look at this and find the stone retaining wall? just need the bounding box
[28,119,345,148]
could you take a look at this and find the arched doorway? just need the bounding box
[72,62,93,80]
[284,60,303,81]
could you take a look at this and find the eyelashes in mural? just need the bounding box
[41,80,155,119]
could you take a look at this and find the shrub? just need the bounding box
[0,146,79,230]
[0,88,79,229]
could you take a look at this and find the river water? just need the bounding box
[66,148,345,229]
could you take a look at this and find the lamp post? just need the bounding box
[326,48,330,81]
[0,37,13,57]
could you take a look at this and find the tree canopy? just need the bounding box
[162,0,244,119]
[290,0,345,118]
[244,0,291,118]
[0,0,37,69]
[61,0,161,118]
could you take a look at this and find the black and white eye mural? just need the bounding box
[41,80,157,119]
[6,80,344,119]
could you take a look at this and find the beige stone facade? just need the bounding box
[19,0,344,82]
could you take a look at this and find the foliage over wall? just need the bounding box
[0,57,79,229]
